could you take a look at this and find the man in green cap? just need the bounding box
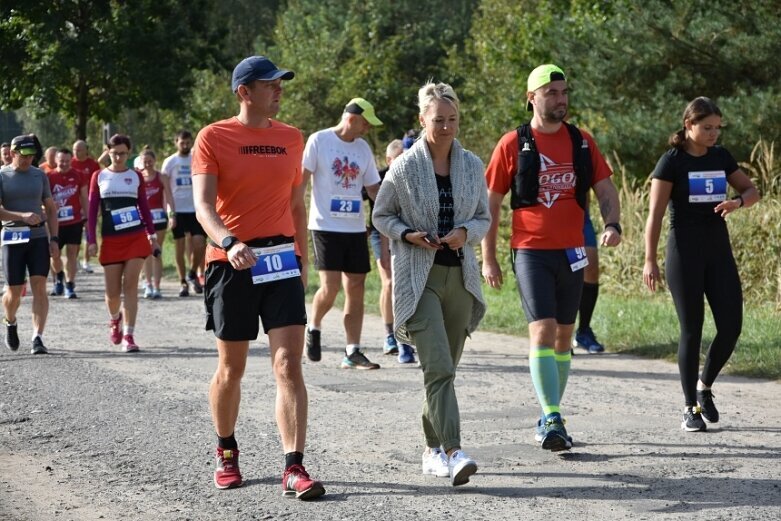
[1,135,61,354]
[302,97,384,369]
[481,64,622,451]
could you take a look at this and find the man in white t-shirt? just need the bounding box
[303,98,383,370]
[161,130,206,297]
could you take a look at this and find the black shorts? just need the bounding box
[512,248,584,324]
[2,237,50,285]
[172,212,205,239]
[311,230,371,273]
[58,223,84,247]
[154,220,168,232]
[204,260,308,341]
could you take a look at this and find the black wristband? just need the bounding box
[49,236,59,243]
[605,222,622,235]
[732,195,744,208]
[401,229,415,244]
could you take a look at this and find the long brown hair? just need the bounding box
[669,97,722,149]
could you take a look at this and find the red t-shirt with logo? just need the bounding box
[191,117,305,263]
[485,124,612,249]
[72,157,102,185]
[48,168,87,226]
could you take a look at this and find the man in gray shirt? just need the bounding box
[0,135,60,354]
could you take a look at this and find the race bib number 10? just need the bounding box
[565,247,589,272]
[250,243,300,284]
[111,206,141,230]
[688,171,727,203]
[329,195,361,218]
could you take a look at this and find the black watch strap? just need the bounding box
[605,222,622,235]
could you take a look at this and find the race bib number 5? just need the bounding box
[250,243,300,284]
[566,247,589,272]
[688,171,727,203]
[329,195,361,218]
[1,226,31,246]
[111,206,141,230]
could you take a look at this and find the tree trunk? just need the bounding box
[74,75,88,140]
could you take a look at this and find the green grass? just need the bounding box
[346,262,781,380]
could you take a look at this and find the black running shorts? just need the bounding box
[58,223,84,247]
[512,248,584,324]
[311,230,371,273]
[3,237,51,285]
[204,260,308,341]
[172,212,205,239]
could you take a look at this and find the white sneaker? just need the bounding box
[143,284,153,299]
[421,448,449,477]
[82,262,94,274]
[448,449,477,487]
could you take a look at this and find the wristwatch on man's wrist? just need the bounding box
[221,235,240,251]
[605,222,622,236]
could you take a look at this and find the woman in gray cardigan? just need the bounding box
[373,82,490,487]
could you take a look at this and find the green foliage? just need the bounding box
[275,0,478,147]
[0,0,222,138]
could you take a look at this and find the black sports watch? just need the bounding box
[49,236,59,243]
[605,222,622,236]
[220,235,240,251]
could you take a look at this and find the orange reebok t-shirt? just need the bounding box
[192,117,304,263]
[484,124,612,249]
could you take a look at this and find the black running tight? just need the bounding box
[665,226,742,407]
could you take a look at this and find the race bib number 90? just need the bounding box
[1,226,31,246]
[151,208,167,224]
[111,206,141,230]
[566,247,589,272]
[250,243,300,284]
[688,171,727,203]
[329,195,361,218]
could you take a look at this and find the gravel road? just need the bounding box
[1,269,779,520]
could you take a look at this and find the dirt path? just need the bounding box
[1,269,779,520]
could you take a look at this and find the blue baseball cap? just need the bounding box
[231,56,295,92]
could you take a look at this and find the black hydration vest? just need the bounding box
[510,121,592,210]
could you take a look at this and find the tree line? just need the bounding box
[2,0,780,183]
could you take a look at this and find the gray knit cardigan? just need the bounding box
[372,137,490,343]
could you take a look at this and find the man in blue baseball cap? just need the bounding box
[231,55,295,92]
[192,55,325,499]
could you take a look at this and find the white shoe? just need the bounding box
[448,449,477,487]
[421,448,449,477]
[143,284,153,299]
[82,262,94,274]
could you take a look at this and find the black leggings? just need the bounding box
[665,226,742,407]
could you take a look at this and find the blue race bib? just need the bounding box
[250,243,300,284]
[151,208,167,224]
[111,206,141,230]
[565,247,589,272]
[1,226,31,246]
[329,195,361,218]
[688,171,727,203]
[176,176,192,187]
[57,205,75,222]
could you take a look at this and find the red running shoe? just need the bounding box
[109,314,122,345]
[214,447,243,489]
[121,334,139,353]
[282,464,325,500]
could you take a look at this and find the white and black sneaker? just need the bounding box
[306,328,321,362]
[697,389,719,423]
[4,318,19,351]
[681,406,706,432]
[31,336,48,355]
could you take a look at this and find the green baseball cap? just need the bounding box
[344,98,383,126]
[526,64,566,111]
